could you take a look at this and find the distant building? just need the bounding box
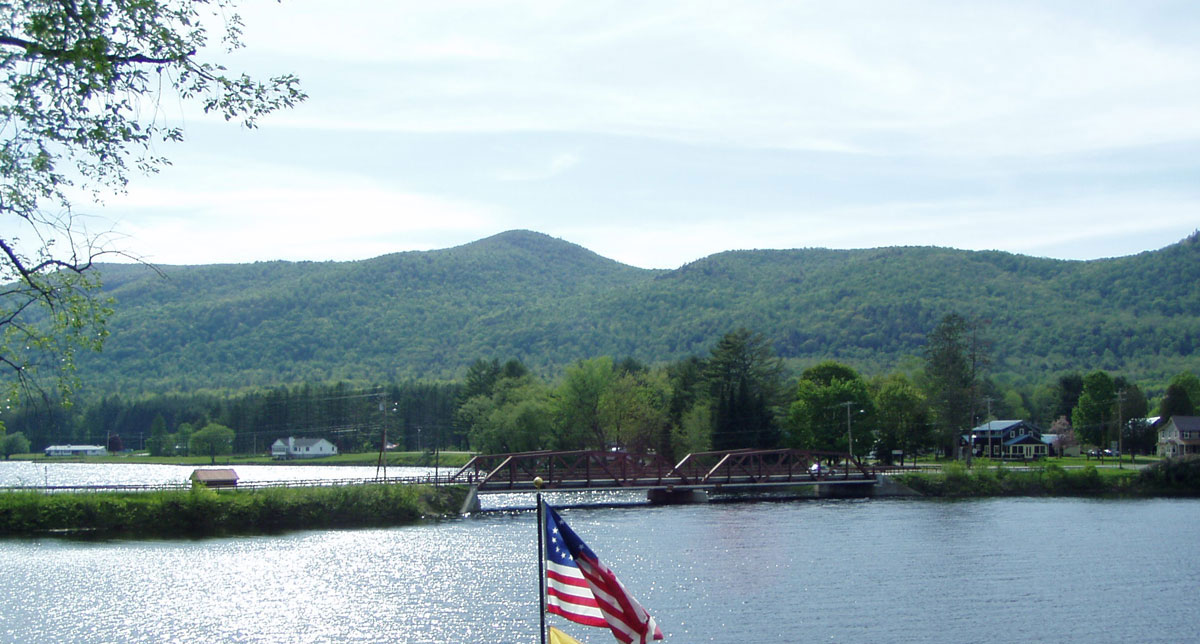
[963,420,1048,460]
[1040,434,1081,458]
[191,468,239,488]
[43,445,108,457]
[270,437,338,460]
[1157,416,1200,457]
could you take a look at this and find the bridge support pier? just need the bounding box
[647,488,708,505]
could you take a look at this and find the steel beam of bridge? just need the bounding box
[448,448,875,494]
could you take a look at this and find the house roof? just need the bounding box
[1166,416,1200,431]
[971,420,1045,435]
[1004,434,1044,446]
[191,468,239,482]
[973,420,1025,432]
[44,444,106,450]
[271,437,333,448]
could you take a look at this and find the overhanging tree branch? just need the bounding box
[1,0,304,403]
[0,34,192,66]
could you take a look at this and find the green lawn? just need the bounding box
[898,453,1161,469]
[8,451,475,468]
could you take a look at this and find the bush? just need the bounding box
[0,484,469,538]
[1136,455,1200,494]
[895,461,1129,497]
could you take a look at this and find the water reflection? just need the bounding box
[1,495,1199,643]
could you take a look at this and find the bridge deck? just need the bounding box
[450,448,876,494]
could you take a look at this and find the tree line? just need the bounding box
[4,315,1196,463]
[55,230,1200,400]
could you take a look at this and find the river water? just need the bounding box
[1,465,1197,643]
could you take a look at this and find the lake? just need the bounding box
[1,465,1197,643]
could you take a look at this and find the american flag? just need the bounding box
[543,501,664,643]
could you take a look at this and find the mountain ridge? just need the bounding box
[78,230,1200,395]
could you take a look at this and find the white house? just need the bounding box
[1157,416,1200,457]
[270,437,338,460]
[44,444,108,457]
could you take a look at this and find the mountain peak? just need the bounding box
[447,229,642,274]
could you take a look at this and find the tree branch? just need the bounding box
[0,34,192,66]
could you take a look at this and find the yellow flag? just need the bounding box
[548,626,585,644]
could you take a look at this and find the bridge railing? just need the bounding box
[669,448,873,485]
[449,447,876,491]
[450,450,678,490]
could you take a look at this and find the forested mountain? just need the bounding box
[77,229,1199,396]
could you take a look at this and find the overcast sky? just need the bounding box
[94,0,1200,269]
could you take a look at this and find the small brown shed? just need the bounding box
[190,468,239,488]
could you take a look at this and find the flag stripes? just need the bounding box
[542,501,664,643]
[547,560,608,627]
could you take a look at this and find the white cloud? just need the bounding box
[494,153,580,182]
[106,164,501,264]
[80,1,1200,268]
[552,191,1200,269]
[235,1,1200,159]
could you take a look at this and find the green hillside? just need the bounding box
[78,229,1200,394]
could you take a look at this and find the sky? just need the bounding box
[93,0,1200,269]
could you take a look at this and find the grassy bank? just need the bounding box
[895,457,1200,497]
[0,483,469,539]
[10,451,475,468]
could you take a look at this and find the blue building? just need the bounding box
[964,420,1048,460]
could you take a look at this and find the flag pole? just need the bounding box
[535,476,547,644]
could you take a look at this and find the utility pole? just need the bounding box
[983,396,995,459]
[838,401,856,463]
[375,393,388,481]
[1116,390,1126,470]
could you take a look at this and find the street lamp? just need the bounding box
[836,402,865,463]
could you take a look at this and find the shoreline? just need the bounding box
[0,483,470,540]
[894,457,1200,498]
[6,451,475,468]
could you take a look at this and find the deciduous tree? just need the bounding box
[873,374,931,464]
[189,422,235,464]
[1048,415,1078,456]
[147,414,169,457]
[1159,383,1195,420]
[599,369,671,455]
[1,430,30,459]
[1168,372,1200,414]
[786,361,874,456]
[672,402,713,456]
[461,370,553,454]
[1072,371,1116,448]
[554,357,616,449]
[1,0,303,399]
